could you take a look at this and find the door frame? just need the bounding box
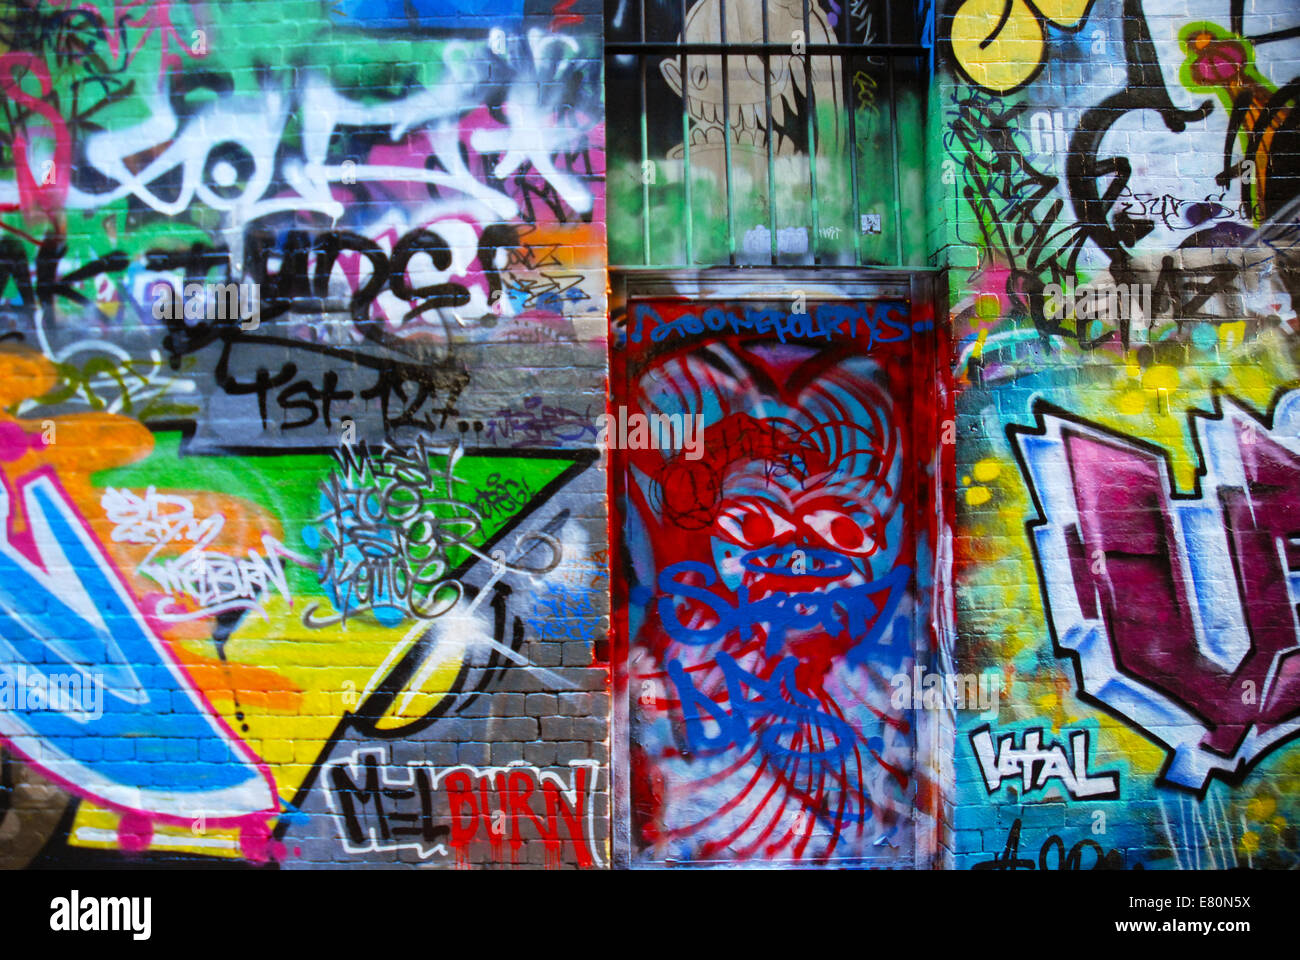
[607,266,955,869]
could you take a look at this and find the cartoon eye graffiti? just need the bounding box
[715,498,796,548]
[202,141,257,200]
[799,502,879,556]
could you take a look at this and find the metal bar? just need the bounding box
[639,50,652,265]
[720,0,736,265]
[840,6,862,266]
[762,0,777,265]
[884,0,903,264]
[802,0,820,265]
[638,0,651,265]
[615,266,929,298]
[678,0,694,264]
[605,41,929,54]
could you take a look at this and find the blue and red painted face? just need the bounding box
[616,309,936,865]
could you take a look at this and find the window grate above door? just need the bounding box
[605,0,934,268]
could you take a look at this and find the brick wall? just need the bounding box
[0,0,609,869]
[939,0,1300,869]
[2,0,1298,872]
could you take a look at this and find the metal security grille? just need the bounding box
[605,0,933,268]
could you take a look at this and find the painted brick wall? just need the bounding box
[0,0,609,868]
[939,0,1300,869]
[4,0,1299,873]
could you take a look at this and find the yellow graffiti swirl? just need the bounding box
[951,0,1095,95]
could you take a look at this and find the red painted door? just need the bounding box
[610,271,949,868]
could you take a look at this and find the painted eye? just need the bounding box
[802,508,874,555]
[715,499,794,548]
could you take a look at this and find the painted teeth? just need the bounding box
[685,100,772,140]
[748,570,870,604]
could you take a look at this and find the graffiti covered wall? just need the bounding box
[942,0,1300,868]
[0,0,608,868]
[5,0,1300,874]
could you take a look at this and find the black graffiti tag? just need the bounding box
[972,819,1136,871]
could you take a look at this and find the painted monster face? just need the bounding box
[646,345,904,673]
[659,0,842,153]
[710,467,892,678]
[625,324,923,864]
